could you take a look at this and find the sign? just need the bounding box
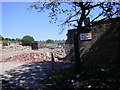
[84,17,90,26]
[80,33,92,40]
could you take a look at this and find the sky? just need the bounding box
[1,2,104,41]
[2,2,68,41]
[0,2,2,35]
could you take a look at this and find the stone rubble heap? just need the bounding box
[2,45,31,51]
[2,52,52,63]
[53,48,66,58]
[1,47,67,63]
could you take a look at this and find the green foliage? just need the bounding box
[11,38,15,41]
[46,39,54,43]
[4,38,11,41]
[2,42,8,46]
[0,35,4,41]
[22,35,34,46]
[15,38,22,42]
[1,36,22,44]
[2,37,4,41]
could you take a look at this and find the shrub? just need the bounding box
[2,42,8,46]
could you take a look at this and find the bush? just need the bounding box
[2,42,8,46]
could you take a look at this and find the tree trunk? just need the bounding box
[74,2,85,72]
[74,29,81,72]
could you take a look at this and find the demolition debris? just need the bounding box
[1,45,66,63]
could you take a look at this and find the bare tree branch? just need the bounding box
[86,2,104,10]
[91,12,104,23]
[61,10,80,25]
[84,12,104,27]
[30,2,120,29]
[61,19,79,25]
[84,9,91,18]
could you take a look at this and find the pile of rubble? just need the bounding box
[1,47,67,63]
[2,52,53,63]
[2,45,31,51]
[53,48,66,59]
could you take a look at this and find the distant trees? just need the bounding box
[0,35,34,46]
[0,35,3,41]
[1,37,4,41]
[46,39,54,43]
[16,38,22,42]
[4,38,11,41]
[0,35,22,42]
[11,38,15,41]
[22,35,34,46]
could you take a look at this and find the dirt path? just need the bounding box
[0,61,29,75]
[1,61,72,89]
[1,47,69,89]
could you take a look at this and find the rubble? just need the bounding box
[53,48,66,59]
[1,46,67,63]
[2,52,52,63]
[2,45,31,51]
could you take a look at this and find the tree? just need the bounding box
[4,38,11,41]
[22,35,34,46]
[2,37,4,41]
[12,38,15,41]
[46,39,54,43]
[0,35,4,41]
[16,38,22,42]
[29,1,120,71]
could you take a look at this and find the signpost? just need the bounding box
[80,33,92,40]
[80,17,92,41]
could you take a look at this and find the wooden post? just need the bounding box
[74,30,81,72]
[51,53,55,72]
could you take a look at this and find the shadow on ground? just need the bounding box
[2,61,72,90]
